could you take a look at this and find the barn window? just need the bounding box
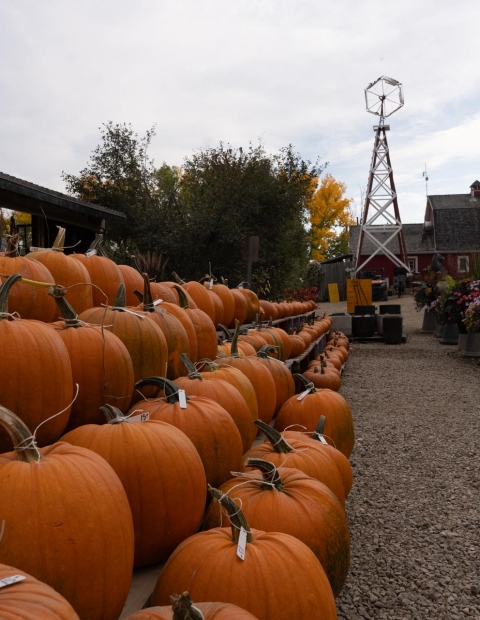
[407,257,418,273]
[458,256,469,273]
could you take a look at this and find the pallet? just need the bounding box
[351,334,407,343]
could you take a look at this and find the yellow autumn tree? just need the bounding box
[307,173,354,262]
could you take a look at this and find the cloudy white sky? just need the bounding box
[1,0,480,224]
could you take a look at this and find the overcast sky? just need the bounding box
[1,0,480,224]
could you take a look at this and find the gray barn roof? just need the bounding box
[427,194,480,252]
[349,223,436,255]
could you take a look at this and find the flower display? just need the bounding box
[463,296,480,333]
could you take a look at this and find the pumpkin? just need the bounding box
[79,284,169,404]
[265,321,292,360]
[132,377,243,488]
[303,364,342,391]
[0,236,57,322]
[217,321,276,425]
[0,562,81,619]
[0,274,73,452]
[173,285,217,362]
[244,420,345,508]
[229,288,248,327]
[203,279,235,328]
[153,298,198,363]
[125,591,260,620]
[117,264,145,307]
[274,374,355,458]
[173,272,216,322]
[217,324,257,357]
[0,405,134,620]
[288,332,306,357]
[49,286,134,429]
[258,299,278,321]
[136,275,190,379]
[283,416,353,497]
[71,238,125,307]
[62,405,206,567]
[150,281,179,305]
[235,285,260,324]
[203,459,350,597]
[255,346,295,413]
[249,323,285,360]
[177,354,257,451]
[151,487,337,620]
[26,226,93,316]
[195,361,259,424]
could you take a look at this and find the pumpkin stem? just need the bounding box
[100,404,127,423]
[113,283,127,308]
[172,271,185,285]
[293,373,316,394]
[133,289,143,303]
[0,405,41,463]
[312,415,326,441]
[0,273,22,318]
[5,233,20,257]
[173,284,189,309]
[245,458,284,491]
[135,376,185,404]
[253,420,293,454]
[51,226,66,252]
[141,273,155,312]
[228,319,241,357]
[217,324,233,342]
[256,344,277,359]
[171,592,205,620]
[180,353,203,380]
[48,285,82,327]
[208,484,253,544]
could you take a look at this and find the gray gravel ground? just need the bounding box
[321,296,480,620]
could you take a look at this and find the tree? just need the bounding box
[307,173,354,261]
[63,124,324,298]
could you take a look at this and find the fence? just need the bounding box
[316,260,353,302]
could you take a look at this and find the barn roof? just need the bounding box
[427,194,480,252]
[349,223,436,255]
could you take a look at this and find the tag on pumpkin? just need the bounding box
[209,278,214,290]
[237,527,247,560]
[127,412,150,423]
[178,389,187,409]
[0,575,26,589]
[153,299,163,306]
[318,434,328,445]
[297,389,310,401]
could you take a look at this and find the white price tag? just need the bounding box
[0,575,26,589]
[178,389,187,409]
[318,434,328,445]
[153,299,163,306]
[127,412,150,423]
[209,278,214,290]
[85,249,98,257]
[237,526,247,560]
[297,388,310,401]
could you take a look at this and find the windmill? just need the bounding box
[354,76,410,278]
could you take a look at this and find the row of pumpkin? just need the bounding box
[0,253,354,618]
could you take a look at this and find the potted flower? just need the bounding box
[462,297,480,357]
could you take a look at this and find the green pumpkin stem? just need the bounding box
[141,273,155,312]
[173,285,189,309]
[0,405,40,463]
[135,376,185,404]
[245,458,284,491]
[293,373,316,394]
[256,344,277,359]
[312,415,326,440]
[228,319,241,357]
[253,420,293,454]
[172,271,185,285]
[208,484,253,544]
[0,273,22,318]
[99,404,127,423]
[48,285,81,327]
[171,592,205,620]
[180,353,203,380]
[217,324,233,341]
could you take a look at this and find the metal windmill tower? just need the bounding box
[354,76,410,276]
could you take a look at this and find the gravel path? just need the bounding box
[323,297,480,620]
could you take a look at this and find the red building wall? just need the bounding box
[357,254,434,283]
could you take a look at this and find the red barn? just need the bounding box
[349,181,480,283]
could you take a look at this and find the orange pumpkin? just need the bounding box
[203,459,350,597]
[255,346,295,413]
[236,285,260,323]
[0,405,134,620]
[117,264,145,307]
[174,285,217,362]
[62,405,206,567]
[0,562,81,619]
[151,488,337,620]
